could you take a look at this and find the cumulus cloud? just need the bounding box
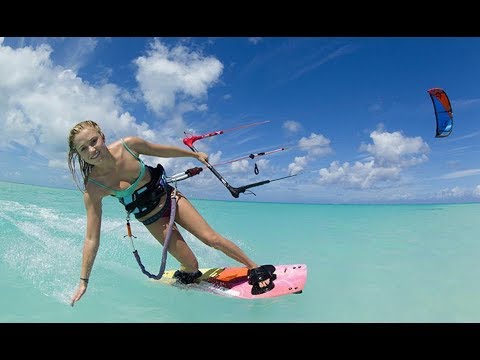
[0,38,225,180]
[359,129,429,167]
[287,133,332,174]
[134,39,223,117]
[423,185,480,201]
[318,160,401,189]
[288,156,308,175]
[0,41,137,164]
[299,133,332,157]
[315,127,429,189]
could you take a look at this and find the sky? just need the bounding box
[0,36,479,204]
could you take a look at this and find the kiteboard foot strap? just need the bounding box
[248,265,277,295]
[173,269,203,284]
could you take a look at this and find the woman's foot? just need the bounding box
[173,269,203,284]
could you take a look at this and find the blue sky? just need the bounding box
[0,37,479,204]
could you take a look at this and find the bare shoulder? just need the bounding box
[122,136,145,147]
[108,138,124,152]
[105,138,128,160]
[122,136,150,154]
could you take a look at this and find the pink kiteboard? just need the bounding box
[153,264,307,299]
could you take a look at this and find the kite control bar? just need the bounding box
[182,121,298,198]
[183,138,297,198]
[166,167,203,183]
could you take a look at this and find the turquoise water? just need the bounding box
[1,180,480,323]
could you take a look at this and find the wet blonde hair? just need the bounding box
[67,120,106,192]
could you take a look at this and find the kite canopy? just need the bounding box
[427,88,453,138]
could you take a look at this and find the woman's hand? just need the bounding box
[196,152,209,165]
[70,281,88,307]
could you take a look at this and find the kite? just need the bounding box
[427,88,453,138]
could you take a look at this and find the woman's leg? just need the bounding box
[173,192,260,270]
[144,192,271,289]
[144,216,199,273]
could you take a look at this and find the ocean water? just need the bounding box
[1,180,480,324]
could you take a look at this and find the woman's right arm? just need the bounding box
[70,190,102,307]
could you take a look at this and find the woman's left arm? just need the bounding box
[125,136,208,164]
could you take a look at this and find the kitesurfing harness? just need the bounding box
[121,163,170,220]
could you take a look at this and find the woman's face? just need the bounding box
[74,127,106,165]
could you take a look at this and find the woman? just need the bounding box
[68,120,275,306]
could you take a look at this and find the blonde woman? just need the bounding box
[67,120,275,306]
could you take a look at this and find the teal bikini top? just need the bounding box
[88,139,146,199]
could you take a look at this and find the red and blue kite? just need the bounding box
[427,88,453,138]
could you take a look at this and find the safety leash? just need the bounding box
[124,180,178,280]
[123,166,202,280]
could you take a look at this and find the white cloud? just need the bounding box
[0,42,129,156]
[134,39,223,117]
[230,159,250,173]
[473,185,480,197]
[288,156,308,175]
[61,37,99,73]
[208,150,223,165]
[287,133,332,175]
[299,133,332,157]
[441,168,480,179]
[318,160,401,189]
[282,120,302,134]
[0,40,167,173]
[435,186,465,198]
[359,129,429,167]
[314,128,429,189]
